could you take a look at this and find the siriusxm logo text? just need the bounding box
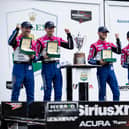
[79,104,129,116]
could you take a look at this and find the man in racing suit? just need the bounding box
[121,31,129,83]
[8,21,36,103]
[36,21,74,101]
[88,26,121,101]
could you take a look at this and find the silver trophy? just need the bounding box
[73,33,86,64]
[74,33,84,52]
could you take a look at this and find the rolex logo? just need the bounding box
[29,12,36,22]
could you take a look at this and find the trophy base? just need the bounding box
[74,52,86,64]
[21,49,35,55]
[103,58,116,62]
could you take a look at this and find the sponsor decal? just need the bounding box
[71,10,92,23]
[72,84,94,89]
[6,81,13,89]
[119,83,129,91]
[113,120,127,125]
[47,102,78,112]
[46,102,79,123]
[89,84,94,89]
[97,44,103,47]
[98,47,104,50]
[80,72,88,81]
[47,116,78,122]
[28,12,45,32]
[6,103,22,110]
[78,103,129,128]
[79,104,129,116]
[31,24,45,31]
[79,120,111,127]
[79,120,129,127]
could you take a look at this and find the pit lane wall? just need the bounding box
[0,0,129,102]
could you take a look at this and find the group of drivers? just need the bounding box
[8,21,129,103]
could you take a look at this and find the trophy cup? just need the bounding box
[46,41,60,58]
[101,49,116,62]
[20,37,35,55]
[74,33,86,64]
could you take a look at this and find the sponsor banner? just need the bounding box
[46,101,129,129]
[78,102,129,129]
[2,102,129,129]
[71,10,92,23]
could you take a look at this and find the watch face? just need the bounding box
[102,49,112,59]
[20,37,35,55]
[46,41,60,58]
[21,38,32,49]
[47,42,58,54]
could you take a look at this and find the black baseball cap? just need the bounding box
[21,21,33,29]
[98,26,109,33]
[44,21,56,29]
[127,31,129,38]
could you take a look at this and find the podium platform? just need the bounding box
[1,101,129,129]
